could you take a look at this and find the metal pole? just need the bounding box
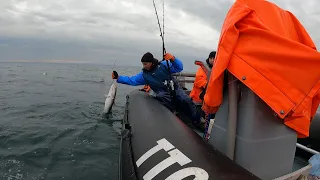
[296,143,319,155]
[226,72,238,160]
[172,72,196,77]
[176,76,186,88]
[176,79,194,83]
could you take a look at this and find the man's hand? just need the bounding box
[112,71,118,79]
[164,53,175,61]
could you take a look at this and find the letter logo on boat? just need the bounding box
[136,138,209,180]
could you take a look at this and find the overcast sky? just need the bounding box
[0,0,319,71]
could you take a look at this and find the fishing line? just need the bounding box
[107,0,138,86]
[109,61,116,85]
[124,0,138,31]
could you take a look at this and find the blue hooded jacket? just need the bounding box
[117,58,183,93]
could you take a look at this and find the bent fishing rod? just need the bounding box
[152,0,170,73]
[152,0,177,100]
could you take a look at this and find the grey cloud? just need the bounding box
[0,0,319,71]
[0,35,210,72]
[164,0,320,47]
[270,0,320,46]
[165,0,234,31]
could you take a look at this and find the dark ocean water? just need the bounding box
[0,62,142,180]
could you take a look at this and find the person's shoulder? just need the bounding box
[160,60,167,65]
[196,67,207,75]
[159,61,170,68]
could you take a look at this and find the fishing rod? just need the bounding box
[152,0,165,54]
[152,0,169,71]
[109,61,116,85]
[162,0,165,57]
[152,0,176,97]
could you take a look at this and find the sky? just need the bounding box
[0,0,319,72]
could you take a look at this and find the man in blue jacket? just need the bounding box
[112,52,201,127]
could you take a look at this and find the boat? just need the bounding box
[118,0,320,179]
[118,59,319,180]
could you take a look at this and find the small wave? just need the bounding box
[80,111,94,119]
[3,102,74,118]
[5,80,26,84]
[77,89,87,93]
[0,106,16,111]
[112,121,122,135]
[7,73,17,77]
[20,147,51,159]
[5,78,28,84]
[26,113,54,120]
[2,66,11,69]
[0,156,26,179]
[31,80,55,87]
[51,94,66,98]
[54,76,65,80]
[55,111,79,120]
[28,102,72,109]
[15,91,25,94]
[33,92,44,95]
[93,101,104,105]
[28,104,54,110]
[24,102,81,120]
[49,128,76,146]
[66,80,104,84]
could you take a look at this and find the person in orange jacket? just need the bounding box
[189,51,216,103]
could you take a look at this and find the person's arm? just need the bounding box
[194,68,207,89]
[117,71,146,86]
[169,56,183,73]
[161,54,183,73]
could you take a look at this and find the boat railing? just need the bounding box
[172,60,211,90]
[172,72,195,91]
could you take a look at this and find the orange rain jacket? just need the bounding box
[189,67,207,103]
[202,0,320,138]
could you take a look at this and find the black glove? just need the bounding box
[112,71,118,79]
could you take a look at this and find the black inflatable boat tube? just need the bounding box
[119,90,260,180]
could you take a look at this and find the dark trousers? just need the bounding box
[155,88,201,126]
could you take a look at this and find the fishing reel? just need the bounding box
[164,80,175,91]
